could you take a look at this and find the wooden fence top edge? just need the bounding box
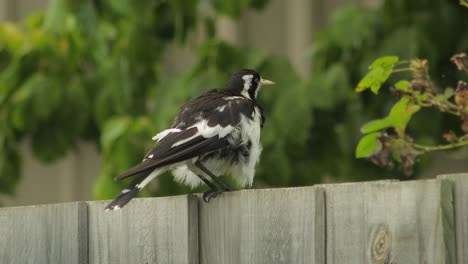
[1,174,467,209]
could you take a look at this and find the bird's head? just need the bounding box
[227,69,274,100]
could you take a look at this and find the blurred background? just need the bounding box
[0,0,467,206]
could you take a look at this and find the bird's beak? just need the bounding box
[261,78,275,86]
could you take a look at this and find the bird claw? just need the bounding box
[203,189,223,203]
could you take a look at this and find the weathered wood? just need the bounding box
[0,176,464,263]
[0,202,87,264]
[322,179,455,264]
[439,173,468,264]
[199,187,325,264]
[87,195,198,264]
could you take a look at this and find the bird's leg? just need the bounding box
[193,172,218,191]
[190,170,221,203]
[195,160,234,192]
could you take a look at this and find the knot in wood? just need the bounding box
[372,225,391,263]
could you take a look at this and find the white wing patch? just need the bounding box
[216,105,227,112]
[223,96,244,101]
[172,120,234,148]
[152,128,182,141]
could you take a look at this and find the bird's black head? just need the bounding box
[227,69,274,100]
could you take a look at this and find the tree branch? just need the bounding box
[413,140,468,153]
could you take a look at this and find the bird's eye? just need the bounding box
[255,78,260,83]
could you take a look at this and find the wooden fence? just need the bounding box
[0,173,466,264]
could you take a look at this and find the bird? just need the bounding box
[105,69,274,211]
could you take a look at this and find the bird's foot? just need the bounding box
[203,189,224,203]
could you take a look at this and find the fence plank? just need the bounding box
[199,187,325,264]
[87,195,198,264]
[322,179,455,264]
[439,173,468,264]
[0,176,464,263]
[0,202,87,264]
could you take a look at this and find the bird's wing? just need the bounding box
[115,94,255,182]
[115,128,230,181]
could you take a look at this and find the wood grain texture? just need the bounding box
[0,202,87,264]
[322,179,455,264]
[199,187,325,264]
[87,195,198,264]
[439,173,468,264]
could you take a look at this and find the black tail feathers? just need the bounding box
[105,171,150,211]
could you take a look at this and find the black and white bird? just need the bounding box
[105,69,274,211]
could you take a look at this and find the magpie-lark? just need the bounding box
[105,69,274,211]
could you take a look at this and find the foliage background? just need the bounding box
[0,0,467,200]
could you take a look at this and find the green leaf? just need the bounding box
[355,67,387,94]
[259,56,310,145]
[250,0,270,10]
[356,56,399,94]
[101,117,131,149]
[31,127,70,162]
[355,132,382,158]
[319,6,376,52]
[394,80,411,92]
[107,0,133,16]
[360,118,394,135]
[0,133,21,195]
[435,88,455,102]
[44,0,68,33]
[361,97,421,135]
[0,23,25,56]
[0,60,20,105]
[389,97,421,134]
[461,0,468,8]
[9,74,62,131]
[212,0,249,18]
[204,17,216,38]
[369,56,399,70]
[392,151,402,162]
[310,63,351,110]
